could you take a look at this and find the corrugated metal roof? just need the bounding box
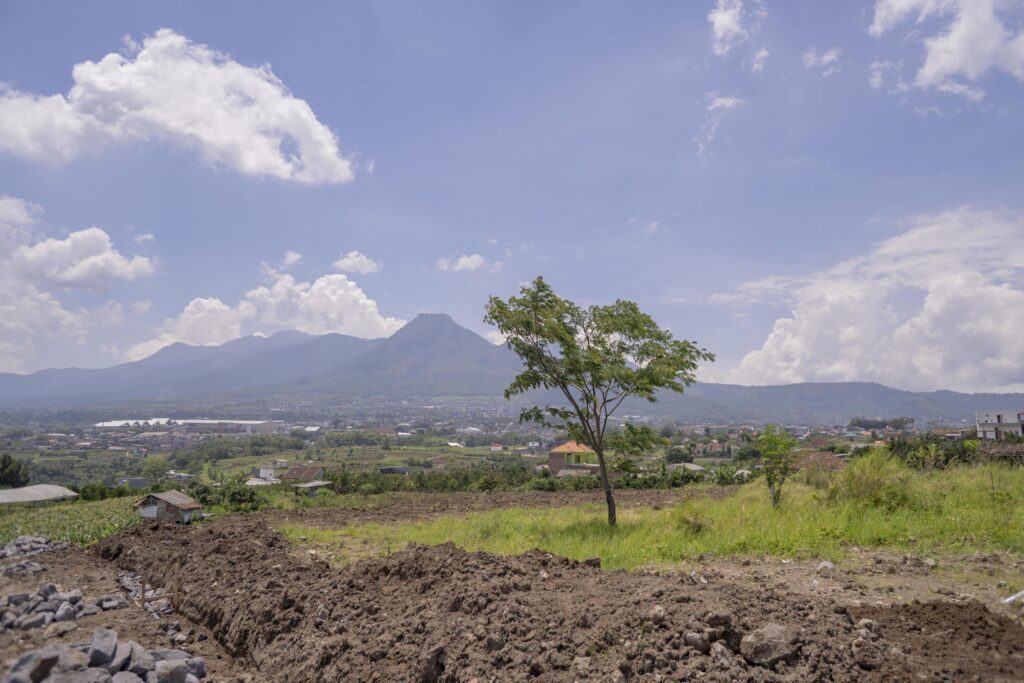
[141,490,202,510]
[0,484,79,505]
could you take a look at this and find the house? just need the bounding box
[547,440,599,476]
[136,491,202,523]
[975,411,1024,440]
[0,485,79,506]
[490,443,504,452]
[271,459,290,469]
[165,471,195,483]
[252,465,277,480]
[281,463,326,482]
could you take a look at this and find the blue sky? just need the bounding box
[1,1,1023,392]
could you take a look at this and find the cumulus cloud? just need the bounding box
[714,208,1024,392]
[0,196,151,372]
[707,0,766,57]
[0,29,353,184]
[695,92,744,159]
[436,254,487,272]
[124,269,404,361]
[802,47,843,76]
[14,227,154,289]
[133,232,155,246]
[869,0,1024,100]
[333,250,382,274]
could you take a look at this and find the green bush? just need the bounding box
[828,449,913,511]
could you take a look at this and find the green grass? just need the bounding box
[280,463,1024,570]
[0,497,139,547]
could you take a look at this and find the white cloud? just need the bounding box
[436,254,487,272]
[747,47,770,73]
[133,232,155,246]
[869,0,1024,100]
[0,196,151,372]
[715,208,1024,392]
[333,250,382,274]
[280,250,303,269]
[695,92,744,159]
[484,330,507,345]
[124,269,404,361]
[131,300,153,316]
[0,29,353,184]
[707,0,766,57]
[14,227,154,289]
[803,47,843,77]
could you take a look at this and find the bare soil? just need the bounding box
[4,489,1023,682]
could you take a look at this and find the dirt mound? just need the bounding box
[853,600,1024,682]
[94,517,927,682]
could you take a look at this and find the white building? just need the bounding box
[975,411,1024,440]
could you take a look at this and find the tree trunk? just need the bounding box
[595,448,617,526]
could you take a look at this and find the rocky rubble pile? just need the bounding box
[0,560,45,578]
[0,583,127,633]
[0,536,67,560]
[116,572,174,619]
[3,627,208,683]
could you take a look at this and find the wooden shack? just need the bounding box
[136,490,203,523]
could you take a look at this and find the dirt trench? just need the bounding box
[92,512,1024,682]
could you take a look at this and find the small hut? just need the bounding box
[136,490,203,523]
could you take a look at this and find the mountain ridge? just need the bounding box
[1,313,1021,423]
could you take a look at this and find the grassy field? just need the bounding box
[0,497,139,546]
[280,461,1024,570]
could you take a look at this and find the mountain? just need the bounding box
[284,313,523,398]
[0,330,380,407]
[1,313,1022,424]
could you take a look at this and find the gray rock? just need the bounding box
[56,646,91,672]
[184,676,199,683]
[740,623,797,666]
[100,596,128,611]
[108,641,132,673]
[7,592,31,607]
[113,673,145,683]
[49,668,114,682]
[44,621,80,638]
[151,650,190,662]
[816,560,836,574]
[38,582,59,598]
[59,589,84,605]
[17,611,50,630]
[34,599,60,614]
[923,557,938,569]
[78,605,103,618]
[709,641,732,666]
[89,628,119,667]
[154,659,189,683]
[55,601,77,622]
[128,642,155,676]
[5,648,61,683]
[647,604,667,626]
[184,657,206,678]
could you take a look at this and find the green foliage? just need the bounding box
[484,276,714,525]
[758,424,797,508]
[828,449,913,511]
[141,454,168,481]
[0,453,31,488]
[0,497,138,547]
[304,464,1024,568]
[665,446,693,464]
[887,432,977,469]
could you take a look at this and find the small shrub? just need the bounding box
[828,449,912,511]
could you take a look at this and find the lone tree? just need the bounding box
[758,424,797,507]
[0,453,30,488]
[485,277,714,526]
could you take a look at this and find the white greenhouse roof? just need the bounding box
[0,484,79,505]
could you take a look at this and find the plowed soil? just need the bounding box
[4,489,1023,682]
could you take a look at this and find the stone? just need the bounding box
[59,589,84,605]
[56,647,91,672]
[55,601,77,622]
[38,582,59,598]
[100,597,129,611]
[151,650,190,662]
[184,676,199,683]
[583,557,602,568]
[647,604,667,626]
[108,641,132,673]
[17,611,50,630]
[923,557,938,569]
[128,642,155,677]
[154,659,189,683]
[740,623,797,666]
[816,560,836,574]
[5,648,61,683]
[7,592,31,607]
[171,632,189,645]
[709,641,732,667]
[78,605,103,617]
[50,668,115,682]
[89,628,119,667]
[44,620,80,638]
[34,600,60,614]
[184,657,206,678]
[113,673,145,683]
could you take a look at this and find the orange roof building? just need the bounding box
[549,440,595,455]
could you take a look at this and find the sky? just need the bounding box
[1,0,1022,393]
